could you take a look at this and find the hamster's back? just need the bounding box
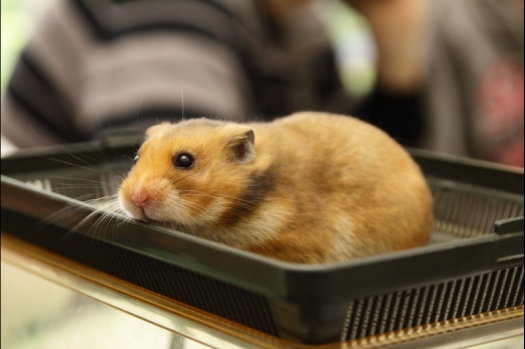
[247,112,433,263]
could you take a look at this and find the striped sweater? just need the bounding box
[2,0,358,147]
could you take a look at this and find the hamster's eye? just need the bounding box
[133,155,139,164]
[174,153,194,169]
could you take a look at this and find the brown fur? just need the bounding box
[119,112,434,264]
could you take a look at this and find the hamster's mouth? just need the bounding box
[135,206,160,224]
[131,206,153,223]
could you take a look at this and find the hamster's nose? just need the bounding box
[131,187,150,207]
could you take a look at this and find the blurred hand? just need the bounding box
[343,0,429,93]
[261,0,429,93]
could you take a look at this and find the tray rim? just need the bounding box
[1,140,524,305]
[2,173,523,305]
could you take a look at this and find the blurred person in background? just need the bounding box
[420,0,523,168]
[1,0,523,167]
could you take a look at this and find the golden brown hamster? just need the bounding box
[119,112,433,263]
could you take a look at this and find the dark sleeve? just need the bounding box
[353,86,426,147]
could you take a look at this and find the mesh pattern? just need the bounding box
[342,266,524,341]
[429,181,524,237]
[92,240,279,334]
[2,209,279,337]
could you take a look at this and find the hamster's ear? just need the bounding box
[145,122,170,138]
[226,126,256,163]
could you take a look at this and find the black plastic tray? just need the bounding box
[1,136,523,344]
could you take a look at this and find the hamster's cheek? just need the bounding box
[146,191,192,224]
[192,196,227,225]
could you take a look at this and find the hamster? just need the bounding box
[119,112,434,264]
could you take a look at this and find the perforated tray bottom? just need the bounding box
[342,266,524,341]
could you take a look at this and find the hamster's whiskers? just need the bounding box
[74,194,130,241]
[48,184,111,191]
[37,193,125,242]
[48,176,114,185]
[163,199,204,227]
[37,193,97,234]
[175,198,210,216]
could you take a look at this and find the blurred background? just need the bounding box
[0,0,376,157]
[2,0,522,166]
[0,0,375,96]
[1,0,58,156]
[1,0,59,94]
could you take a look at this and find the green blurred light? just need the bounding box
[1,0,36,94]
